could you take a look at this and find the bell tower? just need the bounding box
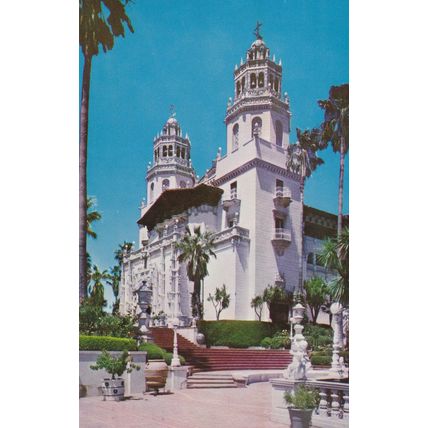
[146,110,196,205]
[225,22,291,153]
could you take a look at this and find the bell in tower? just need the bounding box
[225,23,291,154]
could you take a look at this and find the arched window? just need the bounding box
[274,77,279,92]
[251,117,262,137]
[275,121,283,147]
[162,145,167,157]
[241,76,245,91]
[258,72,264,87]
[307,253,314,265]
[181,147,185,159]
[168,145,173,157]
[236,81,241,96]
[250,73,257,88]
[150,182,154,201]
[162,179,170,191]
[232,124,239,150]
[176,146,180,157]
[269,74,273,89]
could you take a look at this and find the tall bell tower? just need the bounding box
[225,22,291,152]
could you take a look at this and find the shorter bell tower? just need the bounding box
[146,112,196,205]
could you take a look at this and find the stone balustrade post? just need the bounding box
[318,388,329,417]
[343,394,349,420]
[330,391,341,418]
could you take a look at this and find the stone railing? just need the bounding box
[275,187,291,198]
[271,378,349,427]
[213,226,250,245]
[273,228,291,241]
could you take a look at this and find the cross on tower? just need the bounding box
[254,21,263,39]
[169,104,176,118]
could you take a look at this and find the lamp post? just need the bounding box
[171,318,181,367]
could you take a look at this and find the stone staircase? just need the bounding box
[186,372,237,389]
[150,327,292,372]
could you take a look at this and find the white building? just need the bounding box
[119,31,343,324]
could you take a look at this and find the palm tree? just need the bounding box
[287,128,324,293]
[262,285,294,325]
[319,227,349,306]
[114,241,133,266]
[251,295,264,321]
[107,265,121,314]
[79,0,134,302]
[318,84,349,237]
[88,265,109,308]
[86,196,101,239]
[177,226,217,319]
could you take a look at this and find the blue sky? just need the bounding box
[82,0,349,305]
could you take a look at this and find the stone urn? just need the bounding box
[196,332,205,345]
[144,359,168,395]
[288,408,314,428]
[101,378,125,401]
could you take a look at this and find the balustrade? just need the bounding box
[311,380,349,423]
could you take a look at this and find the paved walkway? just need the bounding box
[80,382,289,428]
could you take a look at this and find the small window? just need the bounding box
[232,124,239,150]
[241,76,245,90]
[250,73,257,88]
[181,148,185,159]
[230,181,237,199]
[275,121,283,147]
[307,253,314,265]
[162,179,170,191]
[258,72,264,87]
[180,180,186,188]
[162,146,167,157]
[236,81,241,96]
[269,74,273,89]
[275,217,284,229]
[274,77,279,92]
[168,145,173,157]
[228,220,234,228]
[176,146,180,157]
[251,117,262,137]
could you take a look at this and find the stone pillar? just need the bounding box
[330,302,344,374]
[171,327,181,367]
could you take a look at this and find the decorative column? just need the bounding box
[330,302,344,374]
[284,303,310,380]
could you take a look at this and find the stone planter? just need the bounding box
[145,359,168,394]
[288,408,314,428]
[101,378,125,401]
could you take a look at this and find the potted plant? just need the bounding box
[284,384,320,428]
[90,350,140,401]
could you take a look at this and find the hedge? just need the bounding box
[138,343,165,360]
[163,352,186,366]
[311,355,331,366]
[198,320,281,348]
[79,335,138,351]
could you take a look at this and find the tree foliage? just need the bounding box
[177,226,216,319]
[262,285,294,325]
[319,227,349,306]
[207,284,230,320]
[86,196,101,239]
[303,277,331,324]
[250,295,264,321]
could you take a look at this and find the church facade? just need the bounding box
[119,31,340,324]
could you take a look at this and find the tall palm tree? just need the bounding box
[114,241,133,266]
[177,226,217,319]
[88,265,109,308]
[79,0,134,302]
[318,84,349,237]
[86,196,101,239]
[319,227,349,306]
[287,128,324,294]
[107,264,121,314]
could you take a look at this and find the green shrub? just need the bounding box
[79,303,104,335]
[138,343,165,360]
[304,324,333,351]
[90,350,140,379]
[162,352,186,366]
[310,355,331,366]
[198,320,280,348]
[79,335,137,351]
[260,337,273,348]
[284,385,320,409]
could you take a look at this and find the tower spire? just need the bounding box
[253,21,263,40]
